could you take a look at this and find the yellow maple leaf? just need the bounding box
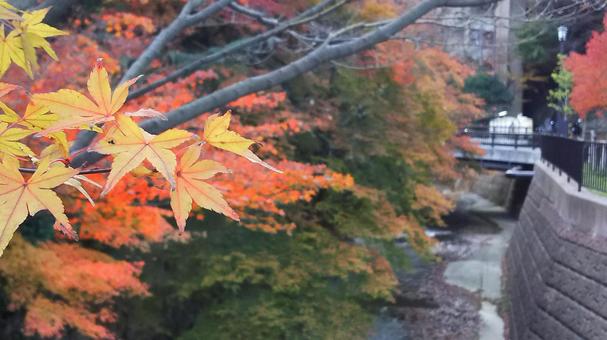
[0,27,26,77]
[92,115,192,196]
[0,122,34,157]
[170,144,238,232]
[204,111,282,173]
[32,59,160,134]
[0,156,78,256]
[0,103,69,156]
[13,8,67,77]
[0,1,21,21]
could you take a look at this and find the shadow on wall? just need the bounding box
[470,170,531,216]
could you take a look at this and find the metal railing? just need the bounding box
[462,128,539,149]
[540,135,607,193]
[540,135,584,191]
[584,141,607,193]
[462,126,607,193]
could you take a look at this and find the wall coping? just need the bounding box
[534,161,607,250]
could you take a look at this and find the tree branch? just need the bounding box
[119,0,233,83]
[19,167,112,175]
[70,0,500,167]
[127,0,347,100]
[228,2,280,26]
[442,0,497,6]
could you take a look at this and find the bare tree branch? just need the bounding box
[228,2,280,26]
[19,167,111,175]
[70,0,502,167]
[443,0,497,6]
[119,0,234,83]
[127,0,348,100]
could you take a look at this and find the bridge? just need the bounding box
[456,127,607,193]
[454,128,541,171]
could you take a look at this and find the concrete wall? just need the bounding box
[506,161,607,340]
[470,170,515,208]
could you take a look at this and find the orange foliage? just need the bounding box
[412,184,454,226]
[0,235,148,339]
[125,70,218,113]
[101,12,156,39]
[217,155,354,233]
[358,0,397,20]
[565,14,607,118]
[412,47,484,128]
[229,91,287,112]
[450,135,485,156]
[69,174,178,248]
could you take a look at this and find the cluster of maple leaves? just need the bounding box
[0,3,279,257]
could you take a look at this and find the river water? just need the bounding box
[369,192,517,340]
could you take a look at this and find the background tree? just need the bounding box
[547,55,573,118]
[565,13,607,118]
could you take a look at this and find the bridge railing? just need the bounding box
[540,135,607,193]
[461,128,539,149]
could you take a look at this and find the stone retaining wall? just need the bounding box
[506,161,607,340]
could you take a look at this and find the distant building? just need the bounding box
[489,113,533,134]
[424,0,524,113]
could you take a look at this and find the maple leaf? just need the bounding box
[0,156,78,256]
[0,122,34,157]
[32,60,159,134]
[13,8,67,77]
[0,8,66,78]
[0,1,21,21]
[204,111,282,173]
[0,27,27,77]
[92,115,192,196]
[170,144,238,232]
[0,103,69,156]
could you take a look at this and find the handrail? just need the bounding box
[460,130,539,149]
[461,129,607,193]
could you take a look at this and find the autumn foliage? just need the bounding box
[0,1,486,338]
[566,13,607,118]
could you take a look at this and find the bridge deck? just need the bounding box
[455,141,541,167]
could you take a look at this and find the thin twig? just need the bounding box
[19,167,112,174]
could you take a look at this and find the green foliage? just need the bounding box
[464,72,512,110]
[547,54,573,116]
[515,21,558,67]
[18,213,56,243]
[288,129,414,215]
[330,68,401,153]
[119,193,398,339]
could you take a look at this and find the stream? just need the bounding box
[369,192,517,340]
